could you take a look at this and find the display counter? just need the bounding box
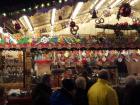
[7,96,31,105]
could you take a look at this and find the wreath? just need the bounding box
[117,3,131,19]
[95,18,104,24]
[70,21,79,35]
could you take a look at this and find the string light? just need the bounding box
[16,11,20,14]
[28,8,32,11]
[2,13,6,16]
[59,0,62,3]
[1,1,67,17]
[41,4,45,8]
[22,9,26,12]
[35,5,38,9]
[47,3,50,6]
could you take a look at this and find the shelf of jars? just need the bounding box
[0,50,23,84]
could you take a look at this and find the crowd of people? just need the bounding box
[32,70,140,105]
[0,68,139,105]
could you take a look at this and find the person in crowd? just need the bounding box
[75,76,88,105]
[32,74,52,105]
[122,75,136,105]
[50,79,75,105]
[130,81,140,105]
[115,54,128,77]
[83,62,92,75]
[0,86,8,105]
[114,84,124,105]
[81,70,95,92]
[87,70,119,105]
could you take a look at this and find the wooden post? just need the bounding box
[23,48,26,88]
[23,48,32,89]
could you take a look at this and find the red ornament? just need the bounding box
[82,58,87,64]
[119,3,131,17]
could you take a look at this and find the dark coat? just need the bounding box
[122,85,135,105]
[128,83,140,105]
[115,58,128,74]
[74,88,88,105]
[50,88,74,105]
[32,83,52,105]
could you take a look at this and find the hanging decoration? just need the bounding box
[70,21,79,35]
[95,18,104,24]
[0,0,86,19]
[14,22,21,30]
[132,17,140,23]
[91,9,98,18]
[59,16,63,20]
[0,31,140,49]
[117,3,131,20]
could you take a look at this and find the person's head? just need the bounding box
[125,75,136,87]
[98,70,110,80]
[75,76,86,89]
[41,74,51,86]
[0,86,5,97]
[81,70,88,78]
[62,79,75,95]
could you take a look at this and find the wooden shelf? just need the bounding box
[95,24,140,30]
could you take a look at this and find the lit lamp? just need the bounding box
[50,8,56,36]
[70,2,83,20]
[19,15,33,31]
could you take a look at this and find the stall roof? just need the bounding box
[1,0,140,35]
[0,0,55,12]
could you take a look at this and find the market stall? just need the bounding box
[0,1,140,104]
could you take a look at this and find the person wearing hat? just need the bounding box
[50,79,75,105]
[87,70,119,105]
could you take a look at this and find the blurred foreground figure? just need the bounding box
[88,70,119,105]
[123,75,140,105]
[75,76,88,105]
[0,87,8,105]
[123,75,136,105]
[32,74,52,105]
[50,79,75,105]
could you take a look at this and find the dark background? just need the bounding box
[0,0,59,13]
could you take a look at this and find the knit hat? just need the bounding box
[98,70,109,80]
[62,79,75,91]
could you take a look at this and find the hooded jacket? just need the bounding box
[88,79,119,105]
